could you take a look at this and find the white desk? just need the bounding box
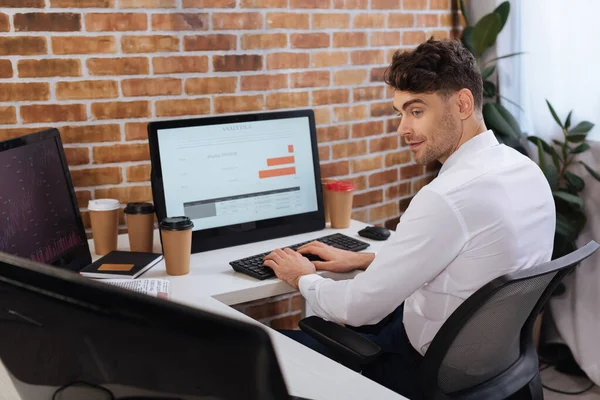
[0,220,406,400]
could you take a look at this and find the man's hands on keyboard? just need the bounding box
[263,248,316,289]
[297,241,375,273]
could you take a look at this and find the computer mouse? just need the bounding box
[358,226,391,241]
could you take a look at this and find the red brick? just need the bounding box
[385,181,411,199]
[291,71,330,88]
[386,117,402,133]
[122,35,179,53]
[403,30,427,45]
[400,164,424,179]
[369,169,398,187]
[333,0,368,8]
[267,52,309,70]
[312,89,349,106]
[313,108,331,125]
[388,13,414,28]
[371,31,401,46]
[269,313,302,330]
[213,12,262,30]
[403,0,427,9]
[93,143,149,164]
[71,167,122,187]
[385,150,411,166]
[57,80,118,100]
[0,82,49,101]
[87,57,149,75]
[353,86,384,102]
[52,36,115,54]
[291,0,330,7]
[291,33,330,49]
[155,98,211,117]
[0,37,47,55]
[122,78,182,97]
[0,106,16,124]
[430,29,450,40]
[0,13,9,32]
[214,95,264,114]
[91,101,150,119]
[86,13,147,31]
[317,125,349,142]
[312,13,350,29]
[333,69,367,86]
[267,92,309,110]
[354,189,383,208]
[352,155,382,173]
[185,77,237,94]
[242,33,287,49]
[151,13,208,31]
[370,135,398,152]
[21,104,86,123]
[351,50,385,65]
[183,0,235,6]
[370,66,387,82]
[347,175,367,191]
[352,121,384,138]
[245,298,290,319]
[0,127,50,142]
[417,13,439,27]
[353,13,385,28]
[352,210,369,222]
[291,295,304,312]
[240,0,286,6]
[320,161,349,178]
[333,32,367,47]
[319,145,330,161]
[153,56,208,74]
[95,186,153,204]
[18,59,80,77]
[127,164,151,183]
[371,102,395,117]
[370,202,398,221]
[0,0,44,6]
[0,60,12,78]
[125,122,148,141]
[413,175,434,192]
[332,141,367,159]
[14,12,80,32]
[214,54,263,72]
[120,0,175,7]
[184,34,237,51]
[65,148,90,166]
[74,191,92,210]
[241,74,288,91]
[51,0,112,6]
[267,12,309,29]
[61,124,120,143]
[431,0,450,9]
[371,0,399,8]
[311,51,349,68]
[333,105,368,122]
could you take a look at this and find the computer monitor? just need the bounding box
[0,129,91,272]
[0,251,307,400]
[148,110,325,254]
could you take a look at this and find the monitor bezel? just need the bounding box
[0,128,91,272]
[147,109,325,254]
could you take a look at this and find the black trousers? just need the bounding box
[280,304,424,400]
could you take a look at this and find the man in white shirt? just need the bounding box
[264,39,555,398]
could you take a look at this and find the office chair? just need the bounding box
[299,241,599,400]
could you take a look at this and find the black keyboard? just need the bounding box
[230,233,370,280]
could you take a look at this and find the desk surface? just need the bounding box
[0,220,406,400]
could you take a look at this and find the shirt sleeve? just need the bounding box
[298,188,469,327]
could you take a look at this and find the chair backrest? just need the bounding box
[420,241,599,399]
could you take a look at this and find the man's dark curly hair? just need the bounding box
[384,38,483,110]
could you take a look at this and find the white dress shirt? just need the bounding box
[299,130,556,355]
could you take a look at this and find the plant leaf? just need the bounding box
[472,12,502,56]
[553,191,584,211]
[570,143,590,154]
[493,1,511,32]
[483,80,497,98]
[556,213,578,241]
[567,133,587,143]
[546,99,564,129]
[483,103,518,139]
[528,136,561,168]
[569,121,595,134]
[481,65,496,80]
[565,171,585,192]
[580,161,600,182]
[460,0,470,27]
[483,52,526,66]
[537,142,558,190]
[461,26,475,55]
[493,103,523,140]
[552,139,563,146]
[565,111,573,130]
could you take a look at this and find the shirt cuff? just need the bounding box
[298,274,324,297]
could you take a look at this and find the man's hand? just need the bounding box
[263,248,316,289]
[296,241,375,273]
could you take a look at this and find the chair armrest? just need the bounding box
[298,316,382,365]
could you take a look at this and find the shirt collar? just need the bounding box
[439,130,498,175]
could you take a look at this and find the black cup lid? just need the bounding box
[124,202,155,215]
[159,216,194,231]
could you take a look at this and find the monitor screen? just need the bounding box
[157,116,318,232]
[0,129,90,271]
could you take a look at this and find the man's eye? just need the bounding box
[396,113,403,119]
[412,110,422,116]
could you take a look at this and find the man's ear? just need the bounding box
[456,88,475,120]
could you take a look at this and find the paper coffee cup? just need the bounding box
[124,202,155,253]
[322,178,333,224]
[159,216,194,276]
[88,199,120,256]
[326,181,355,229]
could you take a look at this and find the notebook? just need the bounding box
[79,251,163,279]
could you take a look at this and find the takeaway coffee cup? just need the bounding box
[322,178,334,223]
[326,181,355,229]
[159,216,194,276]
[124,202,155,253]
[88,199,120,256]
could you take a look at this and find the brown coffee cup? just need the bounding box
[88,199,120,256]
[321,178,333,224]
[159,216,194,276]
[124,202,155,253]
[327,181,355,229]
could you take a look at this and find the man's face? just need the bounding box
[392,91,461,165]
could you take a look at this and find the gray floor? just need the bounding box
[542,367,600,399]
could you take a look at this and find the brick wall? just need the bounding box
[0,0,454,326]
